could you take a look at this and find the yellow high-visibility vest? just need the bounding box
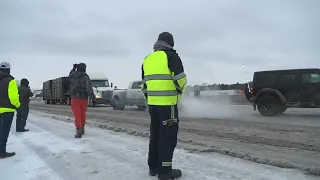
[142,51,186,106]
[0,78,20,113]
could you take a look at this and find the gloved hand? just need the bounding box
[92,99,97,106]
[73,64,78,70]
[91,97,97,104]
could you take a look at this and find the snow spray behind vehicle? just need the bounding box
[178,87,239,119]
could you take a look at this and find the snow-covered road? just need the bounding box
[0,113,317,180]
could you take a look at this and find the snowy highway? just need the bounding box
[1,113,317,180]
[29,99,320,177]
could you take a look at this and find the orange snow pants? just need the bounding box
[71,98,88,128]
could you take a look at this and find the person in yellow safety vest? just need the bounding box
[0,62,20,159]
[141,32,187,180]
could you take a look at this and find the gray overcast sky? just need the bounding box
[1,0,319,89]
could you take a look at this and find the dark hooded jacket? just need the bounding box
[142,32,184,80]
[141,32,185,97]
[68,70,95,100]
[18,79,33,106]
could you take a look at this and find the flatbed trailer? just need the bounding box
[42,77,71,105]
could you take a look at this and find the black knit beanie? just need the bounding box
[21,78,29,87]
[158,32,174,47]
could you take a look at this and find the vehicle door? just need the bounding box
[130,82,143,104]
[274,72,300,103]
[298,71,320,103]
[126,83,136,104]
[136,83,146,105]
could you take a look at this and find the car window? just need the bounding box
[131,82,142,89]
[302,73,320,84]
[275,73,296,85]
[254,74,275,86]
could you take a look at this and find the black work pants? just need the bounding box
[148,105,179,175]
[16,106,29,131]
[0,112,14,154]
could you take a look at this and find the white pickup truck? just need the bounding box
[87,73,114,107]
[111,80,147,110]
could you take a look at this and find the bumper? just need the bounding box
[95,98,112,105]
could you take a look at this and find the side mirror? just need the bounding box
[138,85,142,88]
[111,83,113,88]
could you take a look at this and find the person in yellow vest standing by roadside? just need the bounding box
[0,62,20,159]
[141,32,187,180]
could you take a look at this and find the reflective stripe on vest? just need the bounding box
[143,51,179,105]
[172,72,186,81]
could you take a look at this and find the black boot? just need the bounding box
[149,169,157,176]
[75,128,82,138]
[19,129,29,132]
[0,152,16,159]
[80,126,85,135]
[158,169,182,180]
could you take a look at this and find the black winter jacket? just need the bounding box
[18,85,33,106]
[69,70,95,100]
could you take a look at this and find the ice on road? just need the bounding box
[0,113,316,180]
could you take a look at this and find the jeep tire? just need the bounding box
[257,96,280,116]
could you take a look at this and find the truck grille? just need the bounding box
[101,91,113,99]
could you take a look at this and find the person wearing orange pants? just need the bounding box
[71,98,88,134]
[69,63,96,138]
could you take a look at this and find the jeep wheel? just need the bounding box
[257,96,280,116]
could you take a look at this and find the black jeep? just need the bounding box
[246,68,320,116]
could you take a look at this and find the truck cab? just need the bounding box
[87,73,114,107]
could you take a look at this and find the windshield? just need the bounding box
[91,80,109,87]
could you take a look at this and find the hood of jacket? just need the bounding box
[153,40,175,51]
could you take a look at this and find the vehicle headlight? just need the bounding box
[94,92,101,98]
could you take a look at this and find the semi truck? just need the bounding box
[42,73,114,107]
[87,73,114,107]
